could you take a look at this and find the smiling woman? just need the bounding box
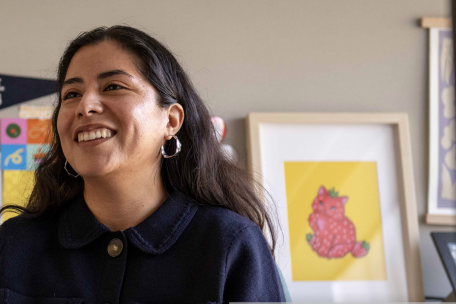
[0,26,287,303]
[57,40,180,231]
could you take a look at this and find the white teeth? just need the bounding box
[77,128,114,143]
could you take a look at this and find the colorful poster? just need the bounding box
[284,161,386,281]
[1,118,51,222]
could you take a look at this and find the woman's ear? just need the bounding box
[165,103,184,140]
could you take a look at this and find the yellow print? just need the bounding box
[284,161,387,281]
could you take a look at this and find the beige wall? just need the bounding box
[1,0,455,299]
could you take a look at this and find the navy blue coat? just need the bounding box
[0,190,286,304]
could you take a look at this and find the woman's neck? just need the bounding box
[82,167,167,232]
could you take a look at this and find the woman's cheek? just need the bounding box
[57,111,73,146]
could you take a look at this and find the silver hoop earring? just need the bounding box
[161,135,182,158]
[65,160,80,178]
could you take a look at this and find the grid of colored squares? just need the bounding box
[1,118,51,171]
[1,118,52,222]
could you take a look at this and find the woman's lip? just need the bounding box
[76,135,114,147]
[73,124,116,140]
[75,128,115,142]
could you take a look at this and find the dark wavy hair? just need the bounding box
[0,25,278,254]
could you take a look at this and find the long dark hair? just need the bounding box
[0,26,278,254]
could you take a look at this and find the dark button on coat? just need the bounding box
[0,191,286,304]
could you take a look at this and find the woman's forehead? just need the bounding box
[65,41,140,80]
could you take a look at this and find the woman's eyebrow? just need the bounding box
[62,70,134,89]
[62,77,83,88]
[97,69,133,80]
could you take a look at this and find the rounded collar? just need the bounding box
[58,190,198,254]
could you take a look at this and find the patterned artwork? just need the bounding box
[307,186,370,259]
[428,28,456,219]
[1,118,51,222]
[437,30,456,209]
[284,161,386,281]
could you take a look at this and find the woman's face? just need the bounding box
[57,40,168,178]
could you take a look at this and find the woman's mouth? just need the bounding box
[76,128,115,143]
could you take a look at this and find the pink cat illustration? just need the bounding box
[306,186,369,259]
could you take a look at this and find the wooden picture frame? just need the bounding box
[246,112,423,302]
[421,17,456,225]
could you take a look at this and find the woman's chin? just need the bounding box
[73,164,117,179]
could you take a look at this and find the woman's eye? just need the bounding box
[63,91,80,100]
[105,84,124,91]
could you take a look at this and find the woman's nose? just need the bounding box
[76,90,103,117]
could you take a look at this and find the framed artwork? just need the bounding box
[246,113,423,302]
[421,17,456,225]
[0,118,52,223]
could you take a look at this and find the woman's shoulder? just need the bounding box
[0,211,58,249]
[188,203,285,302]
[190,203,260,240]
[1,210,57,230]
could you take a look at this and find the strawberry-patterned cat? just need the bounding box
[306,186,369,259]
